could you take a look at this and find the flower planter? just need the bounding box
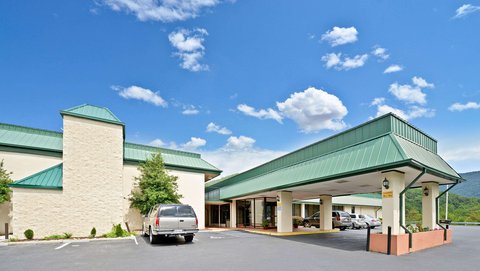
[369,229,452,256]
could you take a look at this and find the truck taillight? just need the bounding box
[155,217,160,227]
[195,216,198,226]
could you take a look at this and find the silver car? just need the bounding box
[349,213,368,229]
[363,214,381,229]
[142,204,199,244]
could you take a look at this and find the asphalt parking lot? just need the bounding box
[0,226,478,271]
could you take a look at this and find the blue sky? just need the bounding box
[1,1,480,175]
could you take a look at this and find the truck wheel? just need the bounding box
[149,228,158,244]
[340,227,346,231]
[184,235,194,243]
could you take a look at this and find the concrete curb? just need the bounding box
[1,235,137,246]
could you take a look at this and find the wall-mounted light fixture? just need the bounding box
[383,178,390,190]
[423,186,430,197]
[319,199,323,205]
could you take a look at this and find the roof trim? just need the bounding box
[61,104,124,126]
[9,163,63,190]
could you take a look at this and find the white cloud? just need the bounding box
[206,122,232,135]
[371,97,386,106]
[201,148,286,177]
[225,136,256,150]
[169,28,209,72]
[237,104,283,123]
[372,99,434,120]
[372,46,389,60]
[181,137,206,150]
[101,0,222,22]
[389,83,426,105]
[448,102,480,111]
[113,85,167,107]
[276,87,348,132]
[442,145,480,161]
[321,26,358,47]
[341,54,369,70]
[383,64,403,74]
[149,138,165,147]
[182,105,199,115]
[412,76,434,88]
[453,4,480,19]
[322,53,368,71]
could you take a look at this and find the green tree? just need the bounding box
[129,153,182,215]
[0,160,13,204]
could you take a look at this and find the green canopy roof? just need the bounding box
[10,164,63,190]
[61,104,124,125]
[206,113,460,200]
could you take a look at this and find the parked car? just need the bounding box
[332,211,352,231]
[302,212,320,228]
[363,214,381,229]
[302,211,352,231]
[142,204,198,244]
[349,213,368,229]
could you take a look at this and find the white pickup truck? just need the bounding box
[142,204,199,244]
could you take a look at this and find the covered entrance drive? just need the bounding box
[205,113,461,254]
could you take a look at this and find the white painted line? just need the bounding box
[132,236,138,245]
[55,242,71,250]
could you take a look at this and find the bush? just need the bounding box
[292,216,303,226]
[44,234,64,240]
[103,224,131,238]
[64,232,73,239]
[90,227,97,238]
[24,229,34,240]
[261,220,269,228]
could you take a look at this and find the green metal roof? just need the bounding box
[124,143,221,174]
[0,123,62,152]
[206,114,460,200]
[9,163,63,190]
[61,104,124,125]
[0,124,221,174]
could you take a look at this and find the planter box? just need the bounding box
[369,229,452,256]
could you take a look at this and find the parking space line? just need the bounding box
[55,242,71,250]
[132,236,138,245]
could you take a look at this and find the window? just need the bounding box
[359,215,365,219]
[177,206,195,217]
[159,206,177,217]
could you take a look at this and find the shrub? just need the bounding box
[261,220,269,228]
[90,227,97,238]
[64,232,73,239]
[24,229,34,240]
[104,224,131,238]
[44,234,64,240]
[292,216,303,226]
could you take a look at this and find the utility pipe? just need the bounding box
[400,168,426,249]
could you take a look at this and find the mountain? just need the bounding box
[450,171,480,198]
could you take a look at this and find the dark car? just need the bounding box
[302,211,352,231]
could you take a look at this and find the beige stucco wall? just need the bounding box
[11,188,64,238]
[0,150,62,235]
[61,115,124,236]
[123,164,206,230]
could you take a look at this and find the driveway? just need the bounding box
[0,226,478,271]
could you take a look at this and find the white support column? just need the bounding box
[319,195,333,230]
[230,200,237,228]
[381,171,405,235]
[277,191,293,233]
[422,182,439,230]
[300,203,306,218]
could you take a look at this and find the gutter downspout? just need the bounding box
[436,180,459,241]
[400,168,426,249]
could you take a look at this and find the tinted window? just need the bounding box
[159,206,177,217]
[350,214,356,218]
[177,206,196,217]
[340,212,350,217]
[359,215,365,218]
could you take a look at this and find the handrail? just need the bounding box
[400,168,426,249]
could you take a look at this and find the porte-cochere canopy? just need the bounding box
[206,113,460,201]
